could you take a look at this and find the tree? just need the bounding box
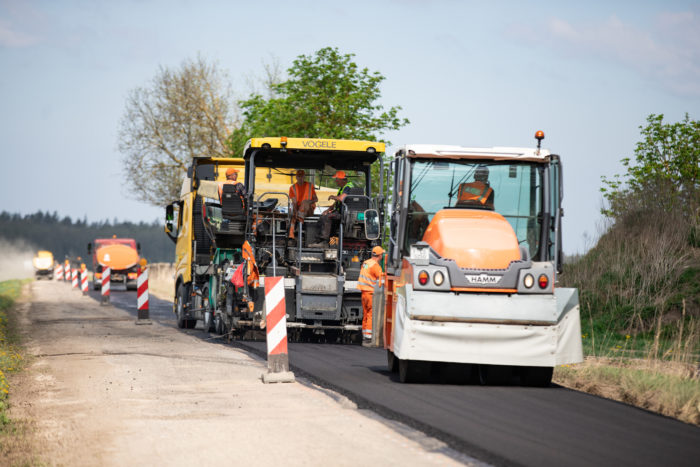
[228,47,409,155]
[119,55,237,207]
[601,113,699,218]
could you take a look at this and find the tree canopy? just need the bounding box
[601,113,699,218]
[118,56,237,207]
[228,47,409,154]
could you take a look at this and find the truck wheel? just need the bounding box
[520,366,553,387]
[176,284,189,329]
[398,359,429,383]
[387,351,398,373]
[478,365,512,386]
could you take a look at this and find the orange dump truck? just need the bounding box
[87,237,141,290]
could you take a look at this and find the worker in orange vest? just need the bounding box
[358,245,385,343]
[456,165,494,209]
[288,169,318,240]
[218,167,247,200]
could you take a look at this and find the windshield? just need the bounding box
[405,160,543,259]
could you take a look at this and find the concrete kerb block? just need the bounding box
[262,371,295,384]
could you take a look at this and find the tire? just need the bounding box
[398,359,430,384]
[176,283,189,329]
[521,366,553,387]
[202,287,215,333]
[387,351,398,373]
[478,365,512,386]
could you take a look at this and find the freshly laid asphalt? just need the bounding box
[102,286,700,467]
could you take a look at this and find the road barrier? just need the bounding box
[135,261,152,325]
[71,268,78,289]
[55,264,63,281]
[64,262,70,282]
[101,267,110,305]
[261,276,295,384]
[80,268,88,295]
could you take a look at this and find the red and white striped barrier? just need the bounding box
[261,276,295,384]
[135,265,151,324]
[64,262,70,282]
[101,267,110,305]
[71,268,78,289]
[81,269,88,295]
[55,264,63,281]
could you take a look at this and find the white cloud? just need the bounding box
[514,11,700,97]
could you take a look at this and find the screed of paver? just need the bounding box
[9,281,481,467]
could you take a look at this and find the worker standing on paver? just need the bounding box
[358,245,385,343]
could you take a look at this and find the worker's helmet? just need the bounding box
[371,245,385,256]
[225,168,239,177]
[474,165,489,182]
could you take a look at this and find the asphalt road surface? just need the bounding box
[103,286,700,467]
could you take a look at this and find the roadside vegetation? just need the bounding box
[0,280,26,426]
[556,114,699,425]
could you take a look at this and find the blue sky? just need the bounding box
[1,0,698,254]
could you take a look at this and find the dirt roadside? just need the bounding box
[6,281,478,466]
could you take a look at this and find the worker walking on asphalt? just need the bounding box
[358,245,385,343]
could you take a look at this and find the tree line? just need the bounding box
[119,47,408,208]
[0,211,173,263]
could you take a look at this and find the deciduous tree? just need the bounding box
[119,56,237,206]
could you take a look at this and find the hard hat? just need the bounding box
[372,246,385,256]
[475,165,489,182]
[296,169,306,176]
[333,170,347,179]
[225,168,239,176]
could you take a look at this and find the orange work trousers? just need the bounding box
[361,292,373,340]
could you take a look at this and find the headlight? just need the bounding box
[433,270,444,286]
[324,249,338,260]
[523,273,534,288]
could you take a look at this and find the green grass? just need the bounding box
[0,279,29,428]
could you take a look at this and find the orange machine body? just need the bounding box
[421,209,520,270]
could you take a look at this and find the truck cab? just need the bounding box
[87,237,141,290]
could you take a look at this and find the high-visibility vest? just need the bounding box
[289,182,316,209]
[358,258,382,293]
[218,181,246,200]
[457,181,493,205]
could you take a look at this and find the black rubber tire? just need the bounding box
[398,359,430,384]
[176,283,189,329]
[387,351,398,373]
[478,364,512,386]
[521,366,553,387]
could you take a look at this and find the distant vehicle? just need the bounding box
[87,236,141,290]
[32,250,54,280]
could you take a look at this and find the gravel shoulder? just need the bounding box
[8,280,474,466]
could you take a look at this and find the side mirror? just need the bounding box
[87,243,92,255]
[137,242,141,253]
[364,209,380,240]
[165,204,178,243]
